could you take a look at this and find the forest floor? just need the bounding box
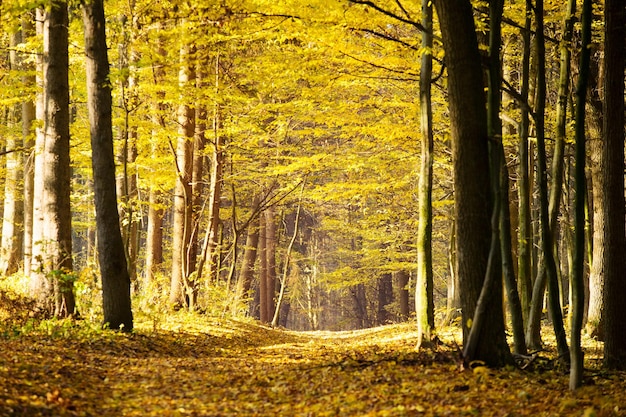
[1,290,625,416]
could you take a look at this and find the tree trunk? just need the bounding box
[517,1,533,329]
[144,189,164,283]
[415,0,434,349]
[533,0,570,363]
[433,0,511,367]
[394,270,410,321]
[83,0,133,330]
[488,0,526,356]
[377,273,393,325]
[264,206,277,322]
[602,0,626,370]
[116,27,139,287]
[586,53,604,339]
[144,27,167,286]
[170,37,196,309]
[22,14,36,276]
[234,196,261,308]
[570,0,590,389]
[1,31,25,276]
[205,56,224,283]
[258,210,268,323]
[31,2,75,317]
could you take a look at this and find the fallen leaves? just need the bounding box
[0,311,625,416]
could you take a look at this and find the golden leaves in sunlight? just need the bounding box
[1,314,625,416]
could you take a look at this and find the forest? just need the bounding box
[1,0,626,413]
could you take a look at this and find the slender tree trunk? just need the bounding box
[206,55,224,283]
[116,25,139,287]
[1,32,25,276]
[570,0,590,390]
[488,0,526,356]
[30,9,46,300]
[272,184,304,327]
[170,37,196,309]
[144,189,164,283]
[602,0,626,370]
[83,0,133,330]
[264,206,277,322]
[533,0,570,363]
[258,211,268,323]
[415,0,434,350]
[22,14,36,276]
[144,26,167,286]
[517,1,533,329]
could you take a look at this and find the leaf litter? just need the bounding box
[1,305,625,416]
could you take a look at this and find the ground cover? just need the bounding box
[0,292,624,416]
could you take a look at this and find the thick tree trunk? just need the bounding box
[602,0,626,370]
[433,0,511,367]
[31,2,75,317]
[83,0,133,330]
[586,56,604,339]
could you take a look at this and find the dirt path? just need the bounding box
[0,317,623,416]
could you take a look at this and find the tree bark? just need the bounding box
[234,196,261,308]
[264,206,277,322]
[533,0,570,363]
[571,0,590,390]
[1,31,25,276]
[586,52,604,339]
[415,0,434,349]
[517,1,533,332]
[31,2,75,317]
[83,0,133,330]
[22,14,36,277]
[433,0,511,367]
[602,0,626,370]
[169,36,196,309]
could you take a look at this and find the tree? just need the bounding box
[602,0,626,370]
[82,0,133,331]
[30,1,75,317]
[527,0,569,362]
[415,0,434,350]
[433,0,511,367]
[1,31,25,276]
[21,15,36,277]
[570,0,591,390]
[170,29,197,309]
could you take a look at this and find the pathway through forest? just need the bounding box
[0,308,624,416]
